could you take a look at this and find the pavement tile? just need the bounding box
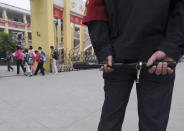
[0,65,183,131]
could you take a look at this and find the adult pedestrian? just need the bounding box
[28,46,36,74]
[34,47,45,76]
[6,51,14,72]
[83,0,184,131]
[50,46,58,74]
[14,46,25,74]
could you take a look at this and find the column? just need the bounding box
[92,47,94,55]
[30,0,55,71]
[23,14,29,48]
[54,21,57,48]
[3,10,8,34]
[69,23,75,57]
[63,0,71,64]
[57,19,62,49]
[71,23,75,50]
[80,25,85,62]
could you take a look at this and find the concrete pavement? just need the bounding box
[0,64,184,131]
[0,66,17,77]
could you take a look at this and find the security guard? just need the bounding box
[83,0,184,131]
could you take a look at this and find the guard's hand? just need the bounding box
[147,51,174,75]
[100,55,115,72]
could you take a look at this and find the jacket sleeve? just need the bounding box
[83,0,108,25]
[83,0,112,62]
[88,21,112,62]
[158,0,184,61]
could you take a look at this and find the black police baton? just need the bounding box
[73,61,177,83]
[73,61,176,70]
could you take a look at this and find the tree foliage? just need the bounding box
[0,32,17,58]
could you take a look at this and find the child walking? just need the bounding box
[24,49,32,76]
[34,47,45,76]
[6,51,14,72]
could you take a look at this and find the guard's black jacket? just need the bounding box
[83,0,184,62]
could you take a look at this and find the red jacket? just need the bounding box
[36,53,40,63]
[82,0,107,25]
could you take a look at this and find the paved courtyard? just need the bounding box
[0,64,184,131]
[0,66,17,78]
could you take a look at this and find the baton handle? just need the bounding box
[149,61,176,69]
[73,63,124,69]
[73,61,177,70]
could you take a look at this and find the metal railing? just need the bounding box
[56,49,97,72]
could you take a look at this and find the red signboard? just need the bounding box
[0,18,30,27]
[8,21,26,27]
[0,18,5,23]
[70,15,83,25]
[54,7,63,19]
[54,7,83,25]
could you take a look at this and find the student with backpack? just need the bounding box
[14,46,25,74]
[24,49,32,76]
[34,47,45,76]
[6,51,14,72]
[50,46,58,74]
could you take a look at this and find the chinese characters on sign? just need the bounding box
[54,7,83,25]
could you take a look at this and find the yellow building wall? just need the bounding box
[30,0,55,71]
[30,0,86,67]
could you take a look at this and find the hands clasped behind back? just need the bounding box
[147,51,174,75]
[100,51,175,75]
[100,55,114,72]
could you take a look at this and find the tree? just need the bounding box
[0,32,17,58]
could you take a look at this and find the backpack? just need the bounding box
[15,50,23,60]
[7,55,11,61]
[28,57,33,65]
[24,54,32,65]
[53,51,59,60]
[40,52,46,62]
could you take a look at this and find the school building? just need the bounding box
[0,0,92,71]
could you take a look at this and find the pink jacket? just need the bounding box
[15,49,23,60]
[29,50,36,65]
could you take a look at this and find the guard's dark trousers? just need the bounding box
[98,68,175,131]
